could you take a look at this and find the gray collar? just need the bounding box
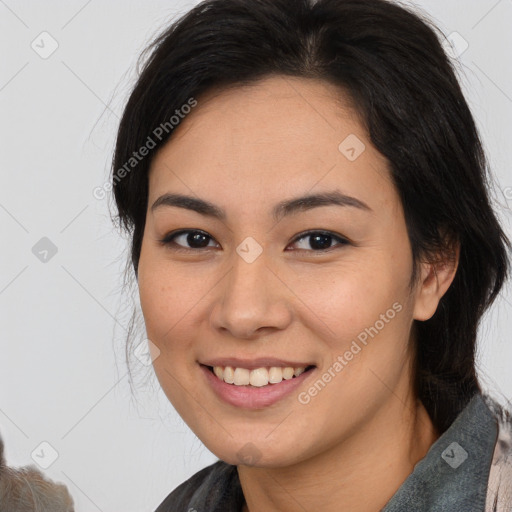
[382,392,498,511]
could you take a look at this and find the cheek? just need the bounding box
[291,260,414,422]
[137,257,205,411]
[137,257,200,353]
[288,250,411,347]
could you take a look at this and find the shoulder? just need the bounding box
[154,460,240,512]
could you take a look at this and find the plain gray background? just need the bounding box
[1,1,511,510]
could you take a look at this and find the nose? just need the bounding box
[209,248,293,339]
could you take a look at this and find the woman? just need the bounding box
[111,0,512,510]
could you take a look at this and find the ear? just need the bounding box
[413,239,460,321]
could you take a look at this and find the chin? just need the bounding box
[206,434,306,468]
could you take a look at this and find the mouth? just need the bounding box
[201,363,316,387]
[199,362,317,409]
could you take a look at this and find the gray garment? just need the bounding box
[155,392,512,511]
[382,392,497,512]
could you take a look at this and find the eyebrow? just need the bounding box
[150,190,372,222]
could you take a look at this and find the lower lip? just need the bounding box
[200,364,315,409]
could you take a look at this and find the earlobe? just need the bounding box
[413,243,460,321]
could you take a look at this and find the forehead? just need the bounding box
[148,76,395,212]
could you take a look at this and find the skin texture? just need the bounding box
[137,76,459,512]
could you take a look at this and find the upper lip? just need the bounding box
[200,357,316,370]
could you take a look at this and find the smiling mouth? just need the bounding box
[205,364,316,387]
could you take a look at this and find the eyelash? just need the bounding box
[157,229,350,253]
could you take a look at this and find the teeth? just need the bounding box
[223,366,235,384]
[233,367,250,385]
[249,368,268,387]
[294,367,305,377]
[282,367,294,380]
[268,366,283,384]
[212,365,309,386]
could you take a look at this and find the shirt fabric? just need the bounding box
[155,392,512,511]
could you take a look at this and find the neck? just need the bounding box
[238,393,438,512]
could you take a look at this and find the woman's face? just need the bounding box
[137,76,437,467]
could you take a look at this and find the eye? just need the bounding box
[287,230,349,252]
[158,229,350,253]
[158,229,219,251]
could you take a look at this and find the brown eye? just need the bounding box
[288,231,349,252]
[159,229,219,250]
